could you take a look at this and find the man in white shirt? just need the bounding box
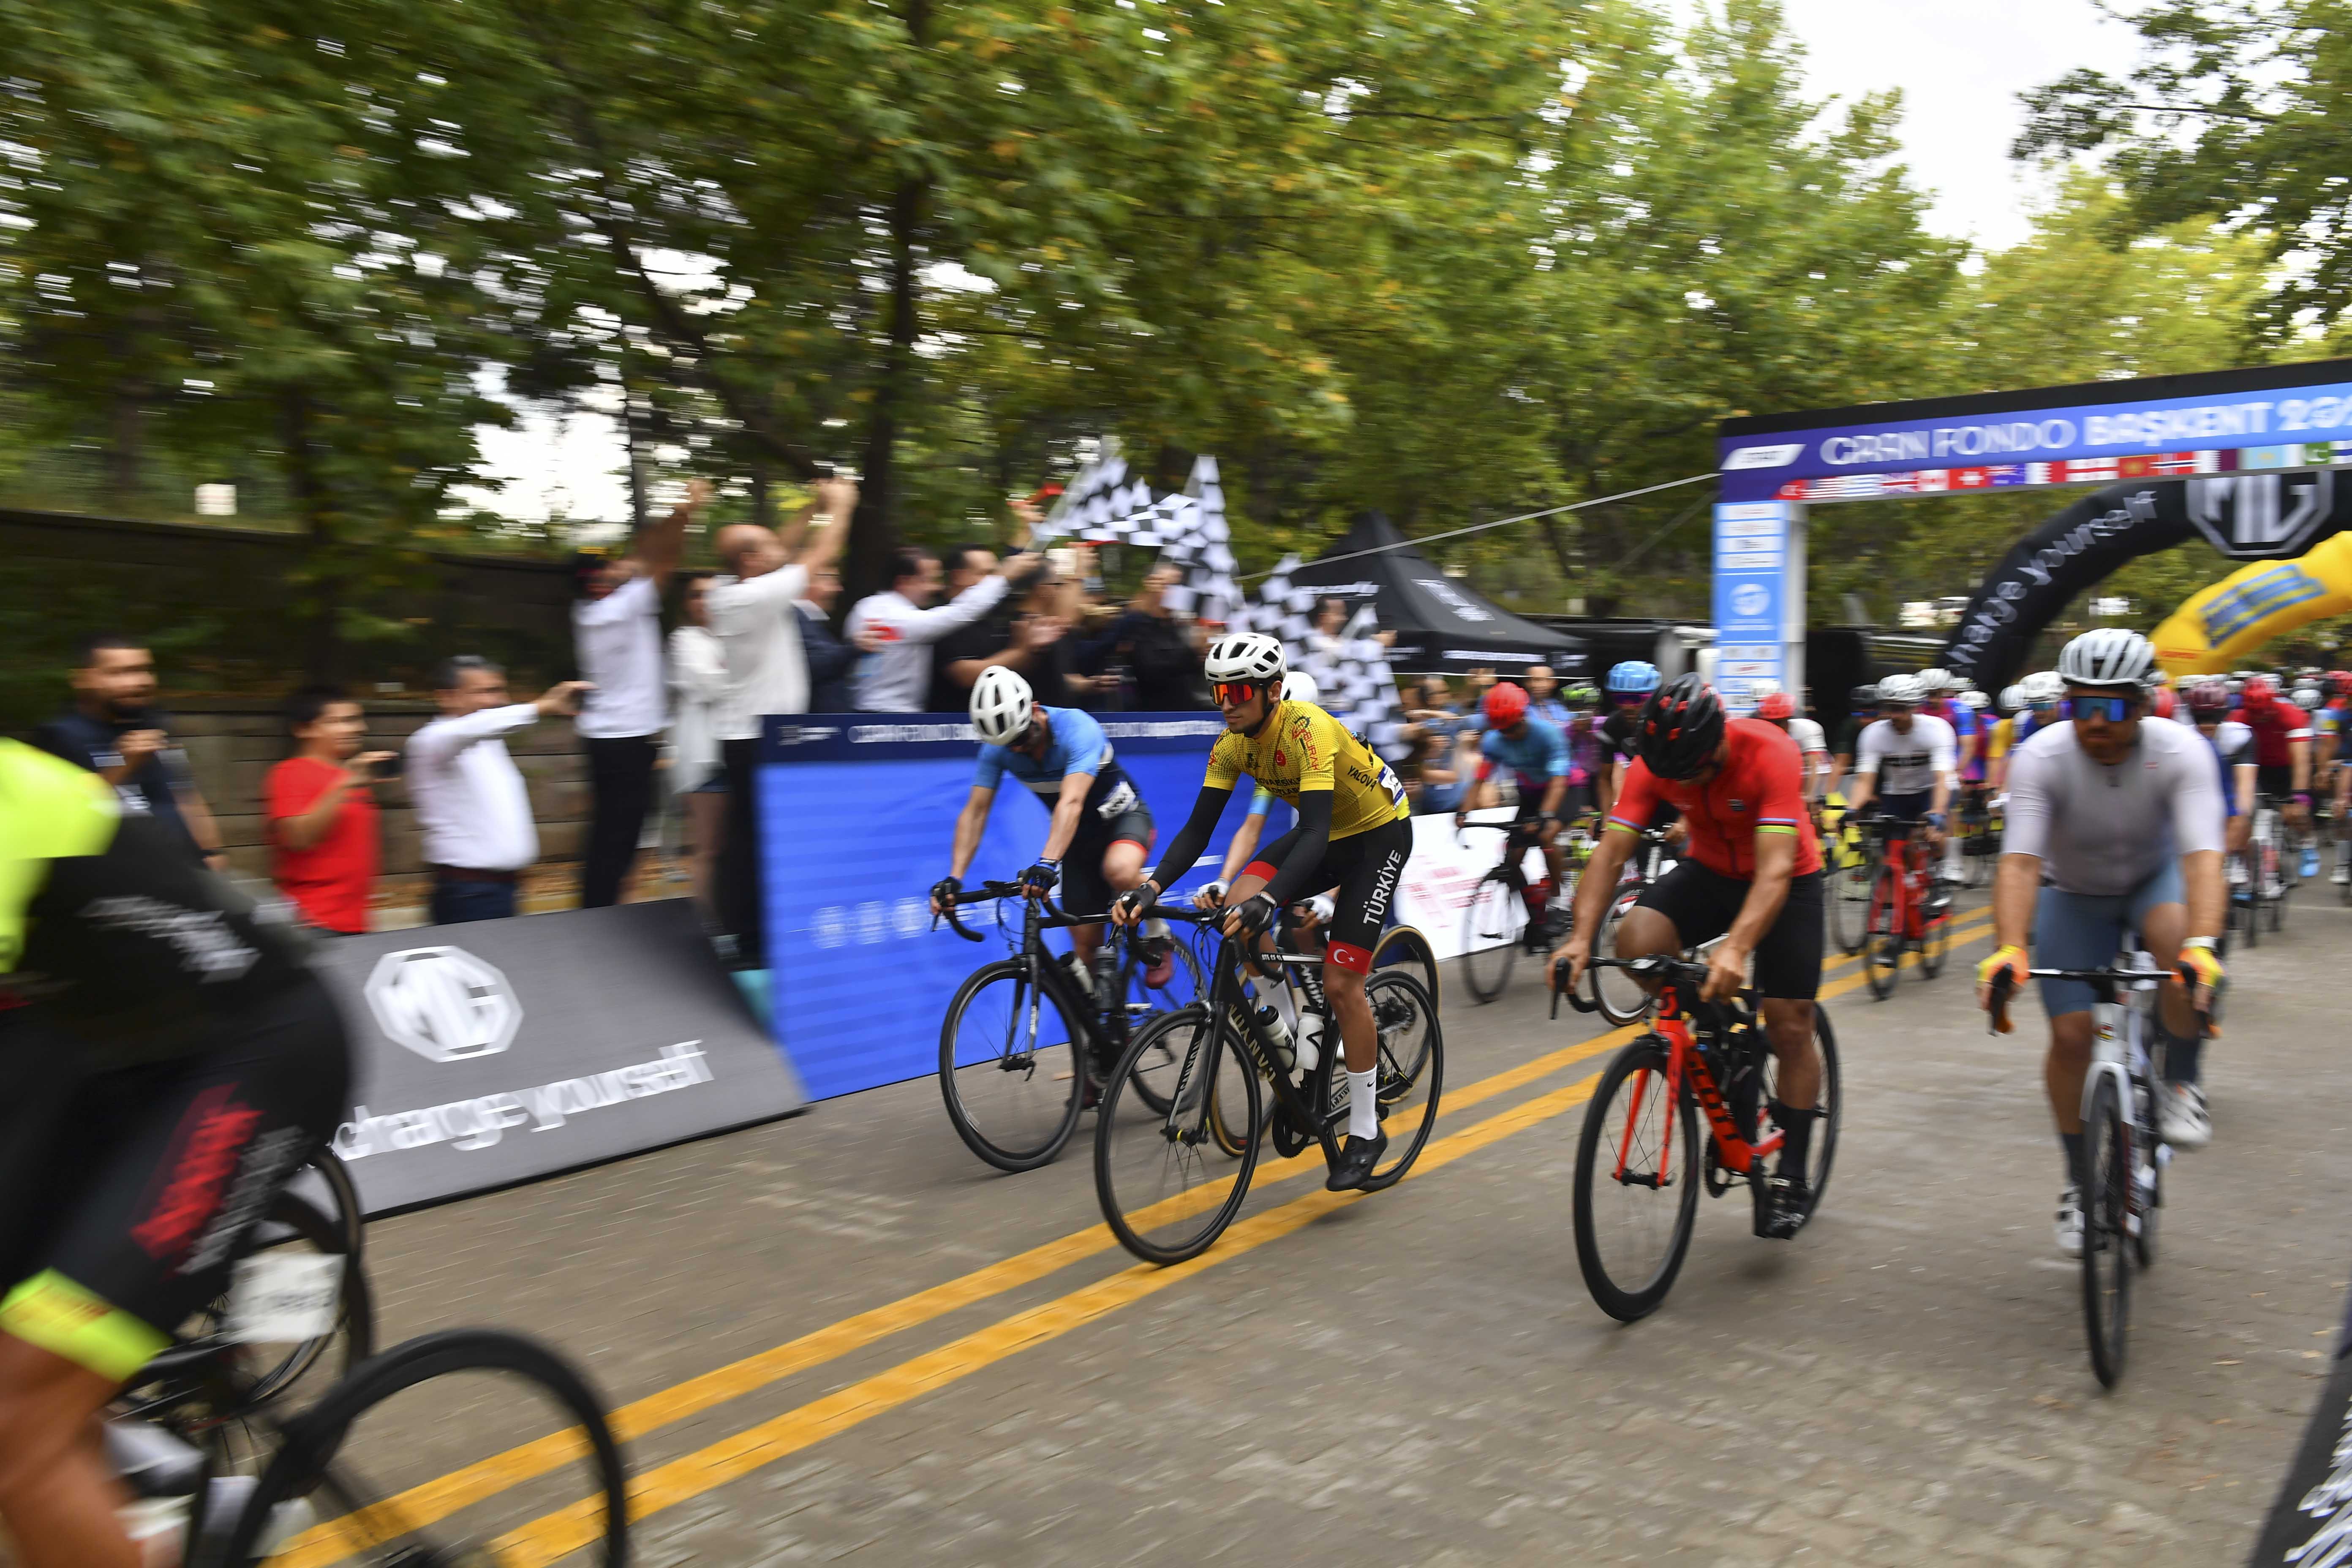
[845,547,1035,712]
[406,657,590,924]
[707,476,860,958]
[571,480,708,908]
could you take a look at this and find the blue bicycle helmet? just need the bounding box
[1606,660,1661,696]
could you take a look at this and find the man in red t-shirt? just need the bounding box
[267,685,394,933]
[1550,673,1827,1239]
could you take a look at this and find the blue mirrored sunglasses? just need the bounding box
[2065,694,2136,723]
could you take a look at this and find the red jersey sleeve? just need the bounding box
[1752,729,1806,833]
[1609,759,1661,833]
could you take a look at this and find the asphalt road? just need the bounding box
[343,885,2352,1566]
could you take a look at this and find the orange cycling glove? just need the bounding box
[2176,938,2225,1031]
[1976,944,2030,1033]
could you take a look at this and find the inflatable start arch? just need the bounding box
[2151,534,2352,675]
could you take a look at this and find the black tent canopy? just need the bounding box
[1282,512,1587,678]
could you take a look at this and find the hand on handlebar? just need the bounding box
[1976,944,2028,1032]
[1111,881,1159,927]
[1549,930,1592,997]
[2176,942,2226,1023]
[1222,892,1279,940]
[1194,879,1229,910]
[1017,859,1060,897]
[928,875,962,916]
[1700,941,1749,1004]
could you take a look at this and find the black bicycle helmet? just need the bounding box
[1636,673,1726,780]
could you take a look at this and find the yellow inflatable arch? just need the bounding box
[2152,531,2352,676]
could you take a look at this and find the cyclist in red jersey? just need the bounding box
[2230,675,2313,824]
[1550,674,1826,1238]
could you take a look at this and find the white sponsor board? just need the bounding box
[1394,809,1548,962]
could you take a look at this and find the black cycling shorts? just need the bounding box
[1874,790,1935,831]
[2256,764,2298,802]
[1244,816,1412,974]
[1061,804,1155,920]
[0,980,351,1382]
[1634,863,1825,1001]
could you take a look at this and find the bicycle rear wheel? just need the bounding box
[216,1328,627,1566]
[1591,886,1651,1026]
[1918,893,1951,980]
[2081,1073,2134,1388]
[1828,855,1873,956]
[1572,1037,1701,1321]
[1760,1008,1840,1220]
[1119,936,1207,1114]
[1459,870,1523,1003]
[1863,870,1901,1000]
[1370,923,1441,1012]
[1096,1006,1262,1264]
[1356,971,1443,1192]
[937,958,1086,1173]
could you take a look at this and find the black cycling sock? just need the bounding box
[2162,1027,2204,1086]
[2060,1131,2085,1188]
[1770,1100,1812,1178]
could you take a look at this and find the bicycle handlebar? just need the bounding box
[1548,954,1753,1020]
[930,880,1070,943]
[1983,964,2213,1035]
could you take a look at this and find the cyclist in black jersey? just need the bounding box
[0,739,351,1568]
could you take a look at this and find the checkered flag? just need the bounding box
[1036,452,1239,624]
[1238,557,1408,760]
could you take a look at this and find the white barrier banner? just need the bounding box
[1396,808,1547,962]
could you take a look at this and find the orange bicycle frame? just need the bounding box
[1611,978,1782,1183]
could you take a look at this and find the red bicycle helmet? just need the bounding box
[2185,678,2232,720]
[1756,691,1795,721]
[1482,682,1530,729]
[2242,674,2278,707]
[1636,674,1725,780]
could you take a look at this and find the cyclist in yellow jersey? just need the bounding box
[1113,632,1411,1190]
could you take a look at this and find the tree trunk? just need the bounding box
[847,0,930,604]
[280,387,339,681]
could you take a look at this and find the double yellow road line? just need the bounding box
[287,908,1996,1566]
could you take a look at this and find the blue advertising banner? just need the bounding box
[1718,359,2352,504]
[1712,502,1788,702]
[754,712,1249,1101]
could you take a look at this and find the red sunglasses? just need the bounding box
[1213,681,1269,708]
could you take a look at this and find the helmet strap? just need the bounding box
[1241,683,1281,737]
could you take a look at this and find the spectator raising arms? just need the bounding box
[35,632,228,869]
[571,479,708,908]
[708,476,859,959]
[267,685,394,934]
[668,573,730,915]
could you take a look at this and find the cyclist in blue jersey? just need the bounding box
[931,667,1160,980]
[1458,681,1574,888]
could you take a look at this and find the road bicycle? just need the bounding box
[2249,796,2297,934]
[1093,903,1443,1265]
[1857,814,1952,999]
[1826,814,1875,956]
[1556,955,1841,1321]
[1986,951,2200,1389]
[110,1183,628,1564]
[1953,784,2000,889]
[934,879,1205,1173]
[1457,816,1575,1004]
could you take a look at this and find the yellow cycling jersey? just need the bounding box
[1203,701,1409,840]
[1986,717,2016,763]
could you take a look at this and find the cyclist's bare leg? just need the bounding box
[2133,900,2196,1042]
[0,1335,144,1568]
[1761,999,1819,1109]
[1070,841,1150,970]
[2044,1010,2096,1137]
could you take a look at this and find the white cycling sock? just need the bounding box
[1348,1068,1379,1139]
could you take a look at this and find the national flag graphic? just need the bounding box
[1951,467,1992,488]
[1775,480,1807,501]
[2150,451,2202,475]
[1914,468,1951,493]
[2062,457,2118,483]
[2243,446,2287,470]
[2119,455,2156,478]
[2019,463,2054,485]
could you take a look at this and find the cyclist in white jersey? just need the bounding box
[1841,673,1956,843]
[1975,630,2226,1257]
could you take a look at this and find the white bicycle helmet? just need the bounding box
[1996,683,2025,714]
[1204,631,1286,685]
[2019,670,2065,706]
[1916,667,1953,693]
[1279,671,1320,705]
[2058,628,2157,691]
[1959,689,1989,709]
[1875,672,1926,706]
[969,665,1034,746]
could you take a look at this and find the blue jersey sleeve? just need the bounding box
[973,745,1008,792]
[1051,707,1110,776]
[1478,728,1505,763]
[1536,717,1570,779]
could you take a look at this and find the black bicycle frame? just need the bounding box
[1182,915,1351,1166]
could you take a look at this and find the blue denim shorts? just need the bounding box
[2032,860,2185,1018]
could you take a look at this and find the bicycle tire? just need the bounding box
[1591,887,1651,1026]
[1459,869,1522,1004]
[1356,971,1444,1192]
[2081,1073,2134,1388]
[304,1145,366,1266]
[1863,869,1900,1001]
[1827,855,1873,956]
[1760,1007,1841,1220]
[238,1189,376,1412]
[1096,1007,1262,1265]
[1119,937,1208,1115]
[1370,922,1441,1013]
[1918,895,1951,980]
[1573,1037,1701,1321]
[936,958,1086,1173]
[215,1327,627,1567]
[1205,1036,1260,1159]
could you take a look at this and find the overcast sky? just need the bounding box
[469,0,2149,523]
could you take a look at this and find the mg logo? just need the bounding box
[363,947,522,1064]
[2186,472,2336,558]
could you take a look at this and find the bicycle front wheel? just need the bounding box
[2081,1072,2135,1388]
[1370,923,1441,1012]
[1357,971,1444,1191]
[1096,1006,1261,1265]
[1459,870,1524,1003]
[1918,892,1951,979]
[1118,936,1207,1114]
[1572,1037,1701,1321]
[1863,870,1901,1000]
[1590,887,1651,1026]
[937,958,1086,1173]
[1828,855,1873,956]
